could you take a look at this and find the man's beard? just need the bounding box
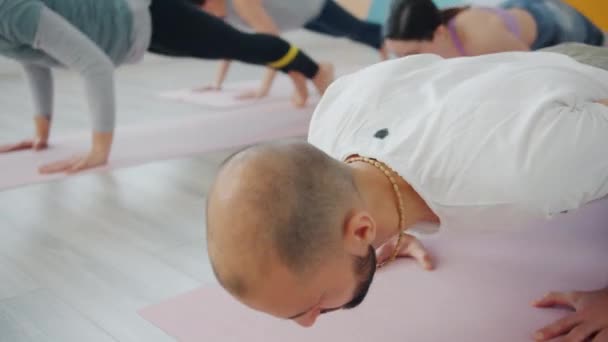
[344,245,377,309]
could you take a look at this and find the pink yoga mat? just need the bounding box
[140,199,608,342]
[160,79,320,109]
[0,102,312,190]
[160,65,364,109]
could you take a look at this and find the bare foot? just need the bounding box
[312,62,334,96]
[287,71,309,108]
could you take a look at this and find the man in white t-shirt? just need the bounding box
[206,49,608,340]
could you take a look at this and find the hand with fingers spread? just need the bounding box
[533,287,608,342]
[194,84,222,92]
[0,139,48,153]
[0,116,50,153]
[0,116,112,174]
[38,131,113,174]
[375,232,434,270]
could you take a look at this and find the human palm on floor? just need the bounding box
[206,44,608,340]
[0,0,333,174]
[197,0,385,100]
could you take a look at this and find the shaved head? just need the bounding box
[206,141,359,297]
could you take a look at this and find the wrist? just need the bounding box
[258,86,270,97]
[34,115,51,142]
[92,131,113,157]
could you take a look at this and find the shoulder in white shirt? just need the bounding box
[308,52,608,232]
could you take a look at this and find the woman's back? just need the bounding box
[452,7,537,55]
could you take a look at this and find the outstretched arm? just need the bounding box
[31,8,115,173]
[199,59,231,91]
[214,59,231,89]
[18,64,52,150]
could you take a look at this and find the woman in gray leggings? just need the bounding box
[0,0,331,174]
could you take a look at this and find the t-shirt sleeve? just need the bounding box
[518,99,608,215]
[0,0,42,45]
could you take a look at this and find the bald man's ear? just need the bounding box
[342,211,376,257]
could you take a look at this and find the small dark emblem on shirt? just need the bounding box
[374,128,389,139]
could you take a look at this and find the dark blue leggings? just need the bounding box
[148,0,320,78]
[304,0,383,49]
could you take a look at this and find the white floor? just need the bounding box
[0,31,377,342]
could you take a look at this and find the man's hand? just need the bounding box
[375,233,434,270]
[39,131,113,174]
[533,287,608,341]
[0,115,50,153]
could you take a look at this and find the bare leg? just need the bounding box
[312,62,335,95]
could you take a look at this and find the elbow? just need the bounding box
[82,55,115,80]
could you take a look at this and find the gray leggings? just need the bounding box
[540,43,608,71]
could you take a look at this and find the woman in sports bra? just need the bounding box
[384,0,605,58]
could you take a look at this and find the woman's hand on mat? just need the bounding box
[236,88,269,100]
[194,84,222,92]
[0,116,50,153]
[0,138,48,153]
[237,69,275,101]
[375,233,434,270]
[39,131,113,174]
[532,287,608,341]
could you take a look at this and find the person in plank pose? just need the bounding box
[0,0,332,173]
[198,0,383,99]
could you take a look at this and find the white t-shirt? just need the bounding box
[308,52,608,233]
